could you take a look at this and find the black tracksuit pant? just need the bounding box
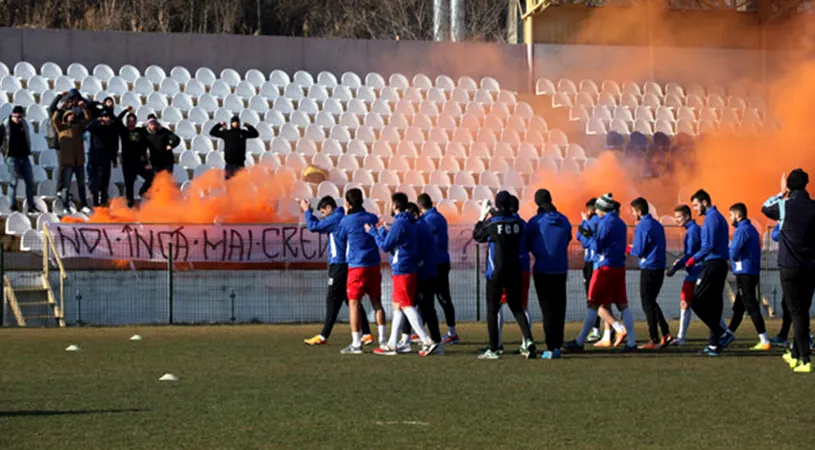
[534,272,567,351]
[123,160,154,206]
[486,274,533,352]
[640,269,671,342]
[583,261,602,329]
[780,268,815,362]
[320,264,370,339]
[401,276,442,343]
[435,263,456,329]
[778,295,792,340]
[727,274,766,335]
[87,154,112,207]
[691,259,729,348]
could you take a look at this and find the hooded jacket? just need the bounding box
[145,126,180,169]
[673,220,703,282]
[52,109,90,166]
[691,205,730,263]
[370,211,419,276]
[209,123,259,165]
[335,206,380,268]
[118,123,150,167]
[473,211,524,280]
[527,206,572,274]
[577,214,598,262]
[630,213,667,270]
[304,206,346,265]
[415,217,440,280]
[420,207,450,264]
[86,117,120,162]
[763,190,815,270]
[729,218,761,276]
[592,211,627,269]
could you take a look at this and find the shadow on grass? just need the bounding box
[0,408,145,418]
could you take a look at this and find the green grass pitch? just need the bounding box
[1,321,813,449]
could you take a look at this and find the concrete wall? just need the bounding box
[0,28,529,91]
[2,269,795,327]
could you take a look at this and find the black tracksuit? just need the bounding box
[473,212,535,352]
[118,122,154,206]
[762,189,815,363]
[321,263,371,339]
[640,269,671,342]
[86,119,120,206]
[728,274,765,335]
[145,127,181,174]
[209,124,259,179]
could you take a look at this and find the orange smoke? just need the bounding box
[79,165,300,224]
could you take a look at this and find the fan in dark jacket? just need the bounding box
[209,116,259,180]
[762,169,815,372]
[0,106,38,211]
[117,110,154,208]
[85,110,120,206]
[144,117,180,175]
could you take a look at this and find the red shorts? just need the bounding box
[501,271,531,309]
[392,273,418,307]
[681,280,695,304]
[347,266,382,301]
[588,266,628,307]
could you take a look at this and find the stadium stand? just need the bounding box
[0,61,769,252]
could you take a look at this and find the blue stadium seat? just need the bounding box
[604,131,624,150]
[627,131,648,152]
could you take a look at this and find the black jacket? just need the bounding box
[209,124,259,165]
[86,119,120,161]
[0,117,31,157]
[145,127,180,169]
[119,125,149,167]
[762,189,815,269]
[473,212,524,280]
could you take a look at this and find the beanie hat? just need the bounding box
[231,115,240,123]
[595,193,615,212]
[146,117,158,126]
[534,189,552,207]
[67,88,81,99]
[11,105,25,115]
[494,191,512,212]
[99,109,110,118]
[787,168,809,191]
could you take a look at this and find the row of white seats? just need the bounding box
[5,75,514,110]
[5,62,504,93]
[549,90,766,115]
[537,77,764,106]
[581,104,763,125]
[585,117,775,137]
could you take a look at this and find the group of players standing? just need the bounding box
[300,168,815,372]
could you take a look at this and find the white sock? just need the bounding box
[591,327,600,335]
[388,310,404,347]
[319,334,326,340]
[621,309,636,347]
[577,309,599,345]
[401,333,410,343]
[497,307,504,345]
[601,327,612,341]
[612,321,625,334]
[448,325,457,336]
[352,331,361,347]
[403,306,431,344]
[759,332,769,345]
[378,325,387,344]
[678,308,692,340]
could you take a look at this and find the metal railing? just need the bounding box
[0,224,803,327]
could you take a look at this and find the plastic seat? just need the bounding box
[293,70,314,88]
[5,212,31,235]
[67,63,89,82]
[40,62,63,80]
